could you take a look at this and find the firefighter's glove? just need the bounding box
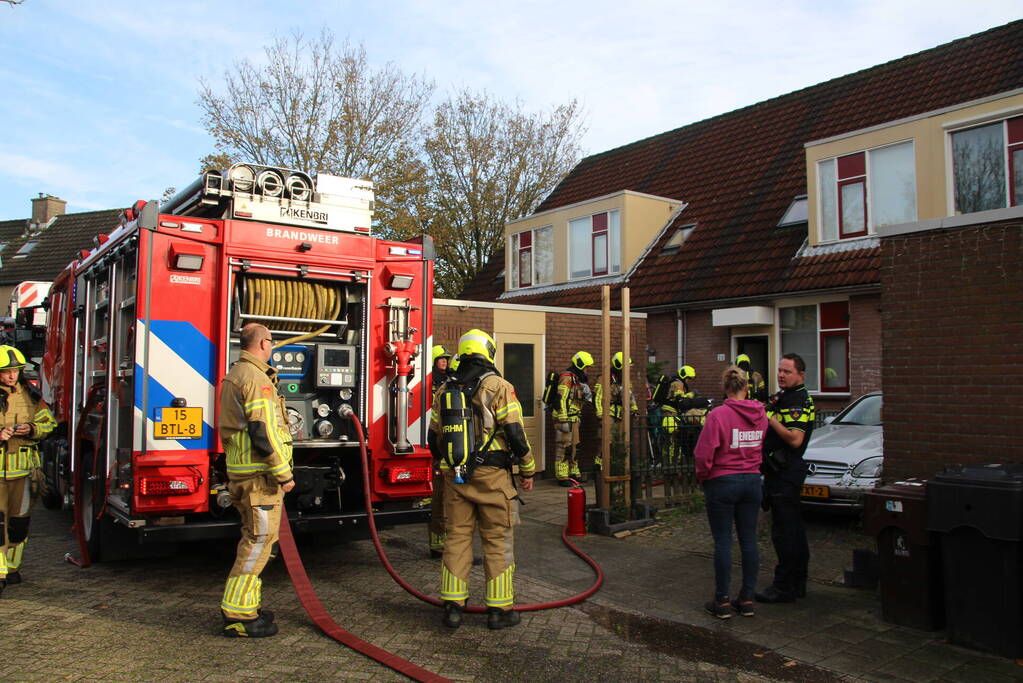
[557,422,572,434]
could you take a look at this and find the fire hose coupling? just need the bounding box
[337,403,355,420]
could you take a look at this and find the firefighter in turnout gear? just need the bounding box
[553,351,594,486]
[736,353,767,404]
[660,365,711,462]
[0,345,56,591]
[428,344,454,557]
[428,329,535,630]
[219,324,295,637]
[594,352,637,499]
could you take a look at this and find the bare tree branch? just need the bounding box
[424,90,585,296]
[196,33,584,297]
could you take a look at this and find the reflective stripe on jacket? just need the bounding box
[0,384,55,479]
[553,372,586,423]
[219,351,293,483]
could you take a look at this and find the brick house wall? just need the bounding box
[433,305,494,351]
[680,309,732,399]
[645,311,677,377]
[880,218,1023,481]
[849,293,882,399]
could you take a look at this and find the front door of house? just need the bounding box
[735,335,770,389]
[496,332,545,472]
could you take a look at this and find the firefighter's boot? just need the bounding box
[222,613,278,638]
[442,601,464,629]
[0,579,5,597]
[4,571,20,585]
[487,607,521,630]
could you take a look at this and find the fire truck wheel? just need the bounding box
[79,445,113,561]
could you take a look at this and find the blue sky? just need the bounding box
[0,0,1020,220]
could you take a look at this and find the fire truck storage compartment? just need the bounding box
[232,273,365,446]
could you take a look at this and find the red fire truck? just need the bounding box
[40,164,435,560]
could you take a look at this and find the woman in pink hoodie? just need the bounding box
[695,366,767,619]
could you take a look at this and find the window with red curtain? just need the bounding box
[591,212,608,276]
[819,301,849,392]
[837,153,867,238]
[1008,116,1023,207]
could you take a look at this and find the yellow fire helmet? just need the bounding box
[0,345,27,370]
[431,344,452,364]
[736,353,751,369]
[457,329,497,364]
[571,351,594,371]
[611,352,632,371]
[678,365,696,381]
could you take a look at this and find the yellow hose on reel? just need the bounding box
[242,277,343,348]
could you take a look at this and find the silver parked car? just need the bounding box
[800,392,882,509]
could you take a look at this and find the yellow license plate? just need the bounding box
[154,407,203,439]
[801,484,830,498]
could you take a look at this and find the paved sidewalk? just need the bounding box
[497,477,1023,682]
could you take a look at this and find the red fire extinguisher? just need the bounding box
[567,479,586,536]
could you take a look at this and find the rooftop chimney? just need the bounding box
[31,193,67,225]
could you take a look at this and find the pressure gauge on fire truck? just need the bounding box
[315,403,331,418]
[284,352,294,363]
[338,388,353,401]
[296,352,306,364]
[272,352,283,363]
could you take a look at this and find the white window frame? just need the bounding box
[508,225,553,290]
[567,209,621,281]
[816,139,916,244]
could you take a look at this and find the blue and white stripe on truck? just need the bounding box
[134,319,215,451]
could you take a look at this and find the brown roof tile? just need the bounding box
[0,209,124,285]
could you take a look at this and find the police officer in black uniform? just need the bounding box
[756,352,815,603]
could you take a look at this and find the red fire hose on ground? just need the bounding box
[278,411,605,682]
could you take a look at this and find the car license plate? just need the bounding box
[154,407,203,439]
[801,484,830,498]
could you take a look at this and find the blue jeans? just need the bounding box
[703,473,762,601]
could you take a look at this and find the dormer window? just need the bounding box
[817,140,916,242]
[569,210,620,279]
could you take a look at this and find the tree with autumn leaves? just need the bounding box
[197,30,584,297]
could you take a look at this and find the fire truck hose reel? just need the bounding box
[242,277,343,348]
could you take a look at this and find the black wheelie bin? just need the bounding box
[927,463,1023,658]
[863,480,943,630]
